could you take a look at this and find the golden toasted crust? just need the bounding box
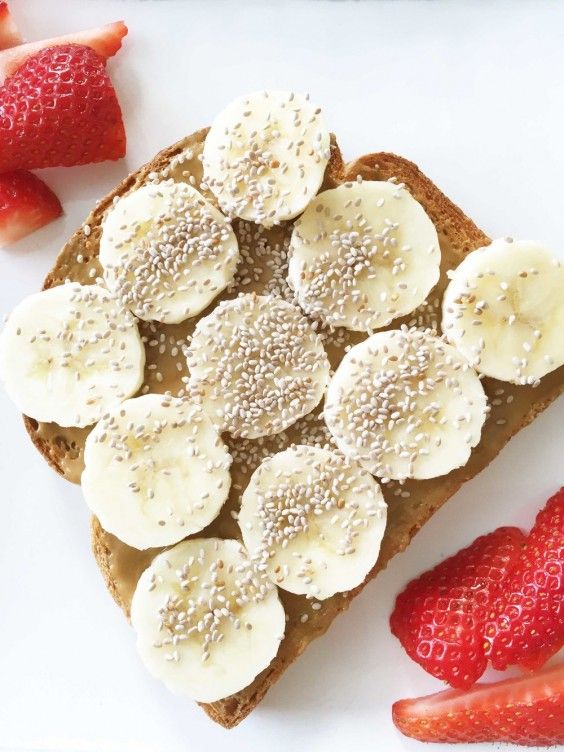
[24,130,563,729]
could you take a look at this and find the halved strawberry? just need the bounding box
[0,20,127,83]
[0,2,22,50]
[0,170,62,247]
[0,44,126,171]
[392,661,564,745]
[390,527,525,688]
[489,488,564,671]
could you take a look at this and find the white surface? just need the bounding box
[0,1,563,750]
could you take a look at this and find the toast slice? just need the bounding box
[23,129,564,729]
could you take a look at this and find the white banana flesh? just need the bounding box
[131,537,285,703]
[186,293,330,439]
[324,327,488,481]
[0,283,145,427]
[288,180,440,331]
[239,445,387,599]
[99,182,240,324]
[442,238,564,385]
[202,90,331,227]
[81,394,232,549]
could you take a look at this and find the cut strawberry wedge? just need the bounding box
[0,170,62,247]
[390,526,526,689]
[0,20,127,83]
[0,44,126,171]
[0,2,22,50]
[489,488,564,672]
[393,662,564,746]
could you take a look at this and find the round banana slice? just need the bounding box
[81,394,232,549]
[99,182,240,324]
[186,293,330,439]
[288,181,440,331]
[324,328,488,481]
[239,446,387,599]
[131,537,285,703]
[442,238,564,385]
[0,283,144,427]
[202,90,331,227]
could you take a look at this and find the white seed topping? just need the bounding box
[186,293,330,439]
[239,445,387,598]
[0,283,144,427]
[288,181,440,331]
[442,239,564,384]
[324,326,488,481]
[203,91,330,226]
[153,547,272,664]
[100,182,239,324]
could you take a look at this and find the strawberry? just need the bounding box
[0,21,127,83]
[390,527,525,688]
[392,661,564,745]
[0,170,62,247]
[0,44,126,171]
[0,2,22,50]
[489,488,564,671]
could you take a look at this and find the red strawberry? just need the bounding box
[0,44,126,171]
[0,2,22,51]
[489,488,564,671]
[392,661,564,745]
[0,170,62,247]
[0,21,127,83]
[390,527,525,688]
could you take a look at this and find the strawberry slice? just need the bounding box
[489,488,564,671]
[0,170,62,247]
[390,527,525,688]
[0,2,22,50]
[0,44,126,171]
[392,661,564,745]
[0,20,127,83]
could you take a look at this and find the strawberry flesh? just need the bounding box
[390,526,525,688]
[0,170,62,247]
[489,488,564,671]
[0,21,127,83]
[392,661,564,745]
[0,2,22,51]
[0,44,126,171]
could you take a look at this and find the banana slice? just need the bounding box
[288,181,440,331]
[186,293,330,439]
[442,238,564,385]
[131,537,285,703]
[0,283,144,427]
[99,182,239,324]
[202,90,331,227]
[324,327,488,481]
[239,446,387,599]
[81,394,231,549]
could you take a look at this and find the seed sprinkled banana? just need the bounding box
[81,394,232,549]
[0,283,145,427]
[324,327,488,481]
[442,238,564,385]
[186,293,330,439]
[99,182,239,324]
[131,537,285,702]
[288,180,440,331]
[239,445,387,599]
[203,90,331,227]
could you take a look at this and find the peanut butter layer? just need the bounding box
[24,131,564,728]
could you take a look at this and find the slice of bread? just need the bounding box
[23,128,564,729]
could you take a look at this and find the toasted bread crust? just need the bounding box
[24,131,563,729]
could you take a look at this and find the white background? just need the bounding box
[1,1,563,751]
